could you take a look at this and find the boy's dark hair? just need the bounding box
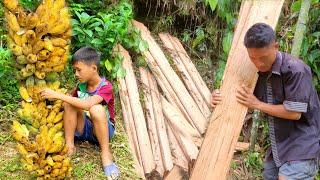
[72,46,101,67]
[244,23,276,48]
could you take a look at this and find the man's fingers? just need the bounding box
[212,95,222,101]
[236,93,247,102]
[237,88,248,98]
[236,98,248,106]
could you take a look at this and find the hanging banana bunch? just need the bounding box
[4,0,72,179]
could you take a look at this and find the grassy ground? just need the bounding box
[0,99,140,180]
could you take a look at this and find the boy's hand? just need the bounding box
[40,89,61,100]
[211,89,222,108]
[236,85,261,109]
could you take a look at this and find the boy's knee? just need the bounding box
[89,105,105,119]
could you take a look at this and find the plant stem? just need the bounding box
[291,0,311,58]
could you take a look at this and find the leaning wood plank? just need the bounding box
[118,80,145,178]
[148,72,174,172]
[143,50,196,129]
[163,33,212,108]
[190,1,284,179]
[159,33,211,118]
[133,20,208,134]
[161,96,202,147]
[116,45,155,174]
[164,112,199,163]
[166,119,189,171]
[139,67,164,176]
[118,77,143,165]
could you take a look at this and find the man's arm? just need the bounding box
[41,89,103,111]
[236,85,301,120]
[256,103,301,120]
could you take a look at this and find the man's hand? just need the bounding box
[40,89,61,100]
[211,89,222,108]
[236,85,261,109]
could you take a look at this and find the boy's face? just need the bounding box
[72,61,98,83]
[246,42,279,72]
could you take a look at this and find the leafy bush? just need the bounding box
[278,0,320,92]
[70,2,147,79]
[0,46,19,109]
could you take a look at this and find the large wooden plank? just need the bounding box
[190,1,284,179]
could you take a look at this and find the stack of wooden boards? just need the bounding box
[116,20,212,179]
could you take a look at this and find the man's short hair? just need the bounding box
[72,46,101,67]
[244,23,276,48]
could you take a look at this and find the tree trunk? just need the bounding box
[291,0,311,58]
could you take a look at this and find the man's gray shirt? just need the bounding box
[254,51,320,166]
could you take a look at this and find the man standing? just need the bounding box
[211,23,320,179]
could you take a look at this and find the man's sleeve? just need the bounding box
[283,71,312,113]
[97,84,113,104]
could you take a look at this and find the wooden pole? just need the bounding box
[159,33,211,118]
[118,78,145,178]
[165,119,189,171]
[148,72,174,172]
[165,33,212,108]
[161,96,202,147]
[139,67,164,176]
[190,1,285,179]
[134,20,208,134]
[143,50,196,129]
[115,45,155,174]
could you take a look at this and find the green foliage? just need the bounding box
[213,1,239,88]
[70,2,147,80]
[205,0,218,11]
[18,0,41,11]
[300,3,320,92]
[279,1,320,92]
[0,46,19,109]
[244,152,263,179]
[71,2,132,57]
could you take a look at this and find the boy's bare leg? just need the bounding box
[63,102,85,155]
[89,105,113,166]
